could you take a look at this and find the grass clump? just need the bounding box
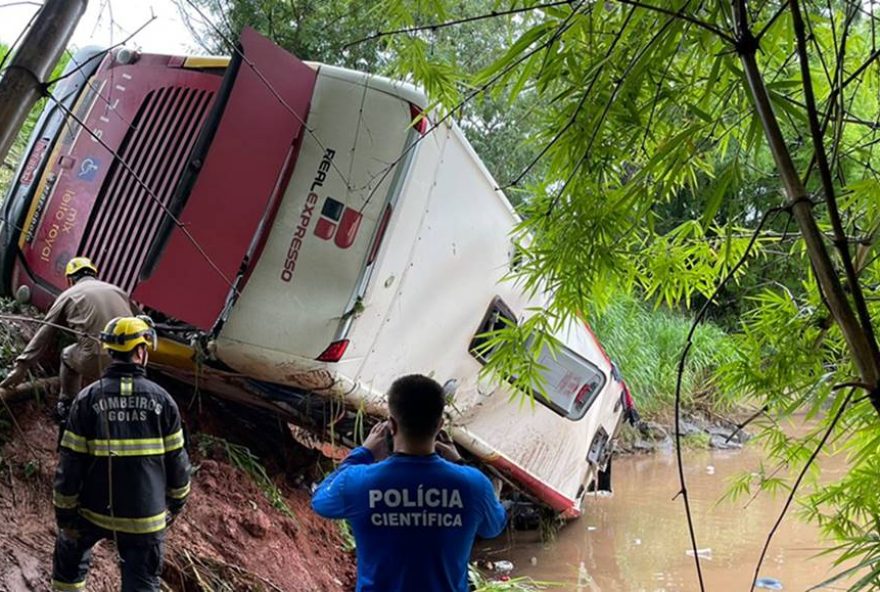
[468,564,557,591]
[588,293,736,419]
[681,431,712,450]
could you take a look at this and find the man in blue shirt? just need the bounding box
[312,374,508,592]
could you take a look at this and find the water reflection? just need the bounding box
[481,443,850,591]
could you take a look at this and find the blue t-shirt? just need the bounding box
[311,447,507,592]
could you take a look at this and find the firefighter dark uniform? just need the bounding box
[51,317,191,592]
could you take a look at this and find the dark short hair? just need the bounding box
[107,343,143,363]
[388,374,445,440]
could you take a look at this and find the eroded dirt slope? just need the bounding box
[0,396,356,592]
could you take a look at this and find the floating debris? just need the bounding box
[755,577,783,590]
[685,548,713,560]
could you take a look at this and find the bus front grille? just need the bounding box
[80,86,215,293]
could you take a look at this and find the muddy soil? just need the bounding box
[0,394,356,592]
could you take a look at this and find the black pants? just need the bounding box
[52,521,164,591]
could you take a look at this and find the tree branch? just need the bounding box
[673,203,789,592]
[343,0,576,49]
[614,0,736,43]
[790,0,880,381]
[503,6,638,189]
[750,388,856,592]
[735,2,880,409]
[755,2,788,42]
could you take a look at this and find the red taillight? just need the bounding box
[317,339,349,362]
[409,103,428,135]
[367,204,393,265]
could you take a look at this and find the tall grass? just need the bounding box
[588,294,736,418]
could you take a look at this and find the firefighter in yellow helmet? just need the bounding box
[52,316,191,592]
[0,256,140,422]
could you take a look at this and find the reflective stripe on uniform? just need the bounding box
[52,579,86,591]
[70,429,185,457]
[120,376,133,396]
[80,508,168,534]
[167,481,191,500]
[53,490,79,509]
[163,429,184,452]
[87,437,166,457]
[59,430,88,454]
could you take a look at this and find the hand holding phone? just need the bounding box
[363,421,391,460]
[435,429,462,463]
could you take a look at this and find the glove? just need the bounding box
[0,363,27,391]
[54,400,71,425]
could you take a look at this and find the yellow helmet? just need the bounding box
[65,256,98,278]
[100,316,157,352]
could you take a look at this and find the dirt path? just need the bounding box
[0,399,356,591]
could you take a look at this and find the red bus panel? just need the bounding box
[133,28,317,329]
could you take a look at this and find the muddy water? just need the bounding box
[483,442,850,591]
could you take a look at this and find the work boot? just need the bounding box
[59,362,82,403]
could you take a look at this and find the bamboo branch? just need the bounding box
[735,5,880,410]
[343,0,576,49]
[790,0,880,371]
[615,0,736,42]
[750,388,856,592]
[504,6,638,189]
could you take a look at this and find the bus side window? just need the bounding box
[469,297,607,421]
[531,341,607,421]
[469,296,517,364]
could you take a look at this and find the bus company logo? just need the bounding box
[314,197,362,250]
[281,148,337,283]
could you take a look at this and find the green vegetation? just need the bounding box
[0,43,69,199]
[337,519,356,553]
[370,1,880,588]
[589,294,735,418]
[681,432,712,450]
[468,565,557,591]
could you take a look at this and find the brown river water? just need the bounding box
[481,432,851,591]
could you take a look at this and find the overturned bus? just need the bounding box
[0,28,633,519]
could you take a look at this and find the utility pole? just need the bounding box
[0,0,88,167]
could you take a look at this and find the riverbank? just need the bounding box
[615,409,753,455]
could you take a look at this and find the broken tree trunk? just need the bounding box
[0,378,59,404]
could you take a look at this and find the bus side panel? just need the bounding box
[342,125,445,369]
[218,73,415,360]
[353,123,528,393]
[354,124,623,505]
